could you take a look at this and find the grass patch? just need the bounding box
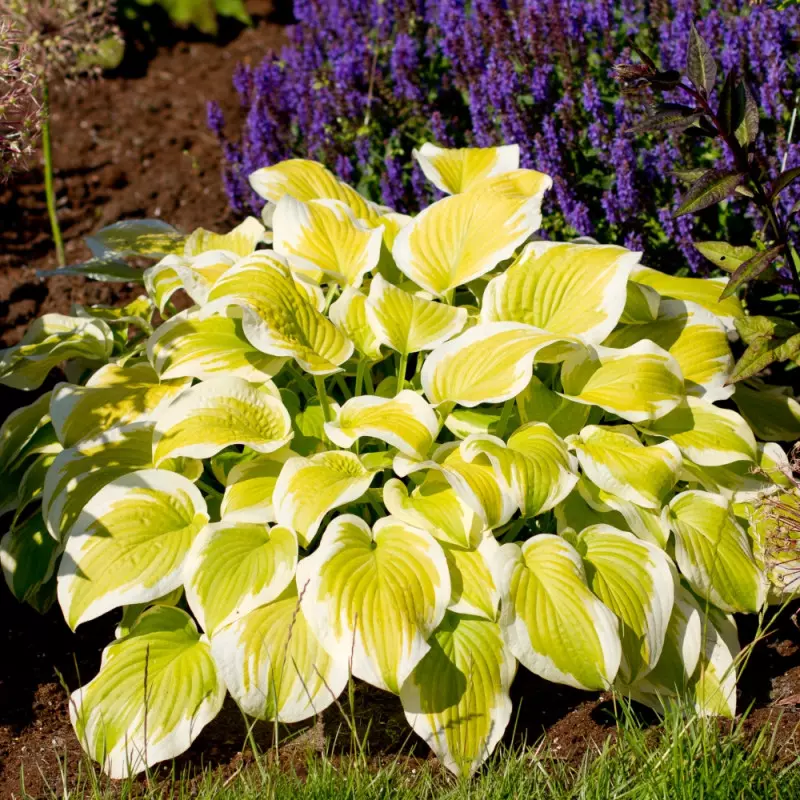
[21,701,800,800]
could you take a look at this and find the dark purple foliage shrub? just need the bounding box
[209,0,800,272]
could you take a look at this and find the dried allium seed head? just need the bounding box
[757,444,800,595]
[0,17,44,181]
[0,0,123,83]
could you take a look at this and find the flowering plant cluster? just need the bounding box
[209,0,800,273]
[2,147,799,778]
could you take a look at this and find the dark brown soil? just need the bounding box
[1,4,800,798]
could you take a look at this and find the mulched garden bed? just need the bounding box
[1,3,799,796]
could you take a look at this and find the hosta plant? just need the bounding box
[2,146,799,778]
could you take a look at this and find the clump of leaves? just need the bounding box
[1,147,797,778]
[616,23,800,383]
[120,0,251,36]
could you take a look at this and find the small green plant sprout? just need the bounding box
[0,0,124,265]
[0,147,796,778]
[121,0,252,36]
[615,23,800,384]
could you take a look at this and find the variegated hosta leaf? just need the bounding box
[14,453,58,524]
[560,342,685,423]
[413,142,520,194]
[298,515,450,693]
[603,299,733,402]
[85,219,184,259]
[630,265,743,331]
[324,390,439,459]
[184,217,266,258]
[573,525,674,684]
[211,582,348,722]
[624,584,702,710]
[383,475,483,549]
[516,375,590,438]
[365,274,467,354]
[392,182,546,297]
[495,534,621,689]
[665,491,766,613]
[481,242,637,346]
[443,407,517,440]
[70,606,225,778]
[147,308,287,382]
[461,423,577,518]
[442,535,501,619]
[274,451,378,547]
[145,250,239,312]
[204,252,354,374]
[249,159,387,228]
[185,521,297,634]
[0,314,113,391]
[595,493,671,550]
[152,376,292,464]
[220,449,294,523]
[620,281,661,325]
[421,322,564,407]
[734,380,800,442]
[690,608,739,718]
[50,363,190,448]
[467,169,553,199]
[568,425,682,510]
[58,469,208,629]
[641,397,757,467]
[328,287,383,361]
[0,391,53,472]
[395,443,516,531]
[1,511,61,604]
[43,422,155,541]
[273,196,382,287]
[400,611,515,777]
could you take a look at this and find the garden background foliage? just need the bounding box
[1,147,799,779]
[209,0,800,274]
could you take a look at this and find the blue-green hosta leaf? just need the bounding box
[413,142,520,194]
[325,390,439,460]
[1,511,61,604]
[220,449,294,523]
[328,288,383,361]
[204,252,354,375]
[734,380,800,442]
[494,534,621,690]
[665,491,766,613]
[630,265,743,331]
[560,341,685,423]
[211,581,348,722]
[516,376,590,439]
[185,521,297,635]
[70,606,225,778]
[85,219,184,259]
[400,612,516,777]
[147,308,287,382]
[43,422,155,541]
[152,376,292,464]
[568,425,682,510]
[383,474,484,549]
[297,515,450,694]
[392,179,547,297]
[421,322,569,407]
[442,535,501,619]
[50,363,190,448]
[365,274,467,354]
[43,257,145,283]
[394,443,516,531]
[624,584,702,710]
[58,469,208,629]
[272,195,382,287]
[481,242,638,346]
[0,314,113,391]
[0,391,53,472]
[573,525,675,684]
[641,397,757,467]
[604,299,733,402]
[461,423,578,518]
[273,451,378,548]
